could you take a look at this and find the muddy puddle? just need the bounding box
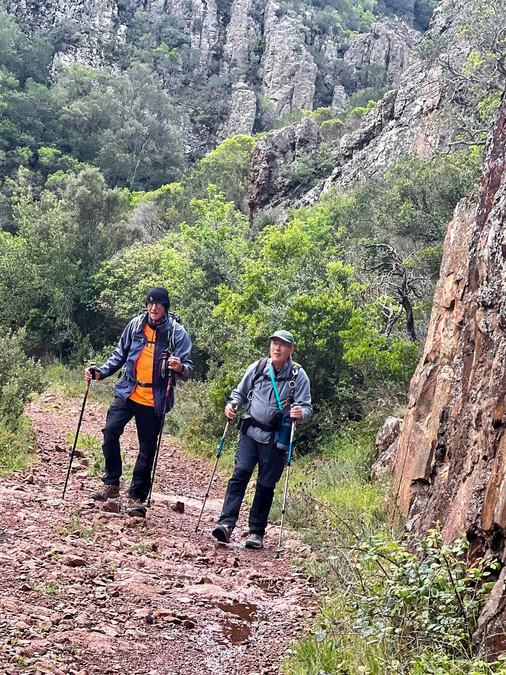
[216,601,266,645]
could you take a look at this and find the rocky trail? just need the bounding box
[0,392,316,674]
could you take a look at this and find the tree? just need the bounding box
[0,167,129,356]
[52,62,186,189]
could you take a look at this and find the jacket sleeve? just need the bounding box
[228,361,259,409]
[97,320,133,379]
[294,368,312,423]
[173,323,193,381]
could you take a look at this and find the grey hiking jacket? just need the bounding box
[229,357,312,445]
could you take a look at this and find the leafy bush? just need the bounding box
[0,415,37,474]
[0,330,46,473]
[0,330,45,426]
[284,528,503,674]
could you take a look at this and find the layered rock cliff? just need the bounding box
[380,89,506,648]
[391,90,506,556]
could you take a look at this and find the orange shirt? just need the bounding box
[129,325,156,407]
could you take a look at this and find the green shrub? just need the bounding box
[0,330,46,427]
[284,528,503,674]
[0,330,45,472]
[0,415,36,474]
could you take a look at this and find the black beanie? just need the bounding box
[145,286,170,311]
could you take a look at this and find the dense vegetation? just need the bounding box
[0,0,436,206]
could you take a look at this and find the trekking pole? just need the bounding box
[147,364,175,508]
[195,404,237,533]
[274,420,296,559]
[62,368,96,500]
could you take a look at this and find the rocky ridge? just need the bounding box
[4,0,420,143]
[297,0,466,204]
[246,0,472,213]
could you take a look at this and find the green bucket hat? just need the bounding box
[269,330,295,346]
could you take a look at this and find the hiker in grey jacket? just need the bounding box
[212,330,312,549]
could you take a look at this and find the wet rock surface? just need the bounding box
[0,393,315,673]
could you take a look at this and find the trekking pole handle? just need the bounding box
[85,362,99,382]
[216,403,236,457]
[287,421,296,466]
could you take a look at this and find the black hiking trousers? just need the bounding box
[218,431,286,536]
[101,397,162,502]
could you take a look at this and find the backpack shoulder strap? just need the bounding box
[130,311,146,344]
[249,357,268,391]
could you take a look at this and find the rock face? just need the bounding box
[344,20,419,88]
[248,117,320,214]
[371,416,403,481]
[392,91,506,558]
[248,0,467,213]
[222,82,257,137]
[260,0,317,122]
[297,0,467,205]
[3,0,420,150]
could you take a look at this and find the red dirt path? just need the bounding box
[0,392,316,674]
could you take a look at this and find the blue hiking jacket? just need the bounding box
[97,312,193,416]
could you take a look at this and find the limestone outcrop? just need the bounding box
[3,0,420,151]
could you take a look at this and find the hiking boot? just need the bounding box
[90,484,120,501]
[211,523,233,544]
[127,498,147,518]
[245,533,263,549]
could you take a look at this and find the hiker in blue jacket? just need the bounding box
[212,330,312,549]
[85,287,193,517]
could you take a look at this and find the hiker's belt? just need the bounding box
[134,380,153,388]
[247,418,277,432]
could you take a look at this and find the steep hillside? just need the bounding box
[2,0,426,156]
[249,0,505,212]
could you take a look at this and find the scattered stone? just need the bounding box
[0,393,316,673]
[21,639,50,656]
[195,576,212,584]
[14,620,30,629]
[152,608,177,619]
[63,555,86,567]
[172,501,185,514]
[101,500,121,514]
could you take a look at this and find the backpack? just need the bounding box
[248,357,301,399]
[130,310,179,353]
